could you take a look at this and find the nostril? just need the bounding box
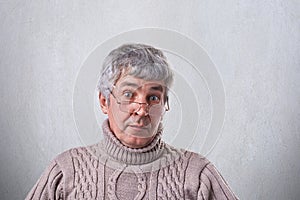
[135,104,149,116]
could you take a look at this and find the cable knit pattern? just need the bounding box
[157,151,190,199]
[107,166,125,199]
[70,147,99,199]
[25,119,238,200]
[135,172,147,200]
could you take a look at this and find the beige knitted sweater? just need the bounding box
[26,120,238,200]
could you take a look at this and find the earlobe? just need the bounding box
[99,93,108,114]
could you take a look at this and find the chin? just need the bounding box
[124,136,153,148]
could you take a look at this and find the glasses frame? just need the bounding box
[109,86,170,115]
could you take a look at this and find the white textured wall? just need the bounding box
[1,1,299,199]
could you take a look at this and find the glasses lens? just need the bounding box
[119,102,165,116]
[119,101,133,113]
[149,104,165,116]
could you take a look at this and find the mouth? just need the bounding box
[128,124,148,130]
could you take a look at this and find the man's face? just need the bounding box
[100,75,166,148]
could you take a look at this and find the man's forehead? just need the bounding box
[116,76,165,91]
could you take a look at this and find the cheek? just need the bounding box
[109,106,131,125]
[150,116,162,127]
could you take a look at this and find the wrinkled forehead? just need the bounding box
[115,75,166,93]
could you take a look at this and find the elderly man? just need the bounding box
[26,43,238,199]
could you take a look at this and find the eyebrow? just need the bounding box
[119,82,139,88]
[119,82,164,92]
[149,85,163,92]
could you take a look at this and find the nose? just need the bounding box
[134,103,149,116]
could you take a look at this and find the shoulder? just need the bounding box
[180,149,226,183]
[158,144,214,181]
[174,149,212,184]
[164,145,211,173]
[185,150,211,169]
[53,143,101,169]
[53,144,102,192]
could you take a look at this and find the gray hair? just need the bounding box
[97,43,174,102]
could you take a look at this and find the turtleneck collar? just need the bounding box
[101,119,165,165]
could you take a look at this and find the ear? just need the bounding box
[99,93,108,114]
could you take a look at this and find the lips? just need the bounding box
[129,124,148,129]
[126,118,150,130]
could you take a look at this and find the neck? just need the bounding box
[101,119,165,165]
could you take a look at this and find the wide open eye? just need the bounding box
[122,91,134,100]
[148,95,160,104]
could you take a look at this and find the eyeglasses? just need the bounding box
[109,88,169,116]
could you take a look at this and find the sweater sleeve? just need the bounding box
[25,160,64,200]
[198,163,238,200]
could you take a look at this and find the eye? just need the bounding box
[122,91,134,99]
[148,95,160,103]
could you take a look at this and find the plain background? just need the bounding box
[1,1,299,199]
